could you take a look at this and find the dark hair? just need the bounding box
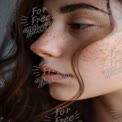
[0,0,56,121]
[0,0,115,122]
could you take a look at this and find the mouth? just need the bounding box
[39,64,72,82]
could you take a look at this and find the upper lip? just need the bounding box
[39,64,72,77]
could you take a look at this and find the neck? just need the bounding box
[93,89,122,122]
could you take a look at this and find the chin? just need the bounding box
[48,83,79,101]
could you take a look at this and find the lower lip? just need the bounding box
[41,73,70,81]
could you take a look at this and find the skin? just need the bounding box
[30,0,122,121]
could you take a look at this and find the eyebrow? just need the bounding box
[60,3,110,14]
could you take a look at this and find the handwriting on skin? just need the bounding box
[102,46,122,78]
[98,29,122,78]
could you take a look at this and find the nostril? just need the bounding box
[30,43,52,57]
[41,52,52,57]
[30,41,63,58]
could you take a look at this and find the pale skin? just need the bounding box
[30,0,122,122]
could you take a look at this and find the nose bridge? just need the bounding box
[41,26,61,44]
[31,24,67,57]
[41,20,66,43]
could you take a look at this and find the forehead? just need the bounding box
[43,0,108,11]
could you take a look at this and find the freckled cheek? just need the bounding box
[79,43,107,64]
[75,43,112,80]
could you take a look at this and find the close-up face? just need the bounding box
[30,0,122,101]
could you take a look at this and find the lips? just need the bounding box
[39,64,72,81]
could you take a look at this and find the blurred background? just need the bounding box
[0,0,17,42]
[0,0,17,89]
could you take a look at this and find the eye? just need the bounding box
[69,23,94,30]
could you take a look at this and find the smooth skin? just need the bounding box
[30,0,122,121]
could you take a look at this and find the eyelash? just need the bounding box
[69,23,94,30]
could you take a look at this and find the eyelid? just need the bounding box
[71,17,96,24]
[69,23,94,30]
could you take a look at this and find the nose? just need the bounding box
[30,27,64,58]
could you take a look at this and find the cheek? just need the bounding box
[78,39,122,80]
[74,42,107,90]
[74,40,122,98]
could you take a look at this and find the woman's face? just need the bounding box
[30,0,122,101]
